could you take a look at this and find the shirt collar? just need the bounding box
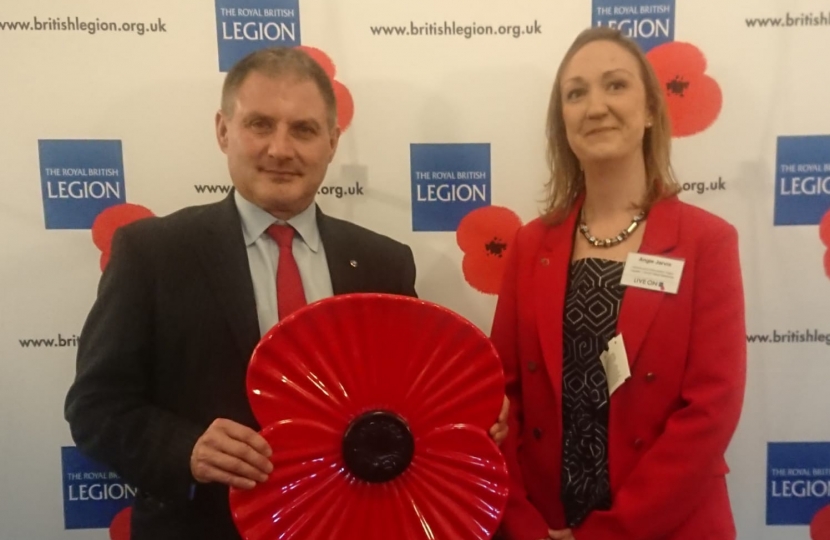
[234,190,321,253]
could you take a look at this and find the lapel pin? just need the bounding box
[350,260,358,268]
[540,258,549,266]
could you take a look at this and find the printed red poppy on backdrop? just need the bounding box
[296,46,354,132]
[820,210,830,279]
[820,210,830,248]
[646,42,722,137]
[109,507,131,540]
[456,206,523,295]
[91,203,155,271]
[813,504,830,540]
[230,294,509,540]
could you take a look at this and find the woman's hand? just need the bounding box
[489,395,510,446]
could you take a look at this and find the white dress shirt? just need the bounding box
[234,190,334,337]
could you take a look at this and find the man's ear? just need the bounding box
[216,110,230,153]
[327,125,341,163]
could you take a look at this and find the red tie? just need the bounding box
[267,224,307,320]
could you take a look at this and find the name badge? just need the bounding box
[620,253,685,294]
[600,334,630,396]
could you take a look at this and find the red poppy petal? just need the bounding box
[399,320,503,434]
[647,41,706,74]
[457,206,522,294]
[248,328,354,429]
[334,477,440,539]
[665,74,722,137]
[462,249,510,295]
[820,210,830,248]
[812,504,830,540]
[230,419,345,540]
[403,425,509,538]
[109,507,131,540]
[456,206,522,254]
[295,46,336,79]
[247,295,505,436]
[231,418,439,540]
[333,80,354,132]
[647,42,722,137]
[91,204,154,252]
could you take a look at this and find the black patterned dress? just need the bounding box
[560,258,625,527]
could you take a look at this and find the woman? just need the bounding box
[491,27,746,540]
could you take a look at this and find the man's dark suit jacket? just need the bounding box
[65,191,417,540]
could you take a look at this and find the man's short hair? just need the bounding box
[221,47,337,128]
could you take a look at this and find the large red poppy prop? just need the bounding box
[230,294,509,539]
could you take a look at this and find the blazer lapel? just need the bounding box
[617,196,681,370]
[196,192,261,359]
[317,209,362,295]
[535,205,581,402]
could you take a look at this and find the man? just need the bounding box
[65,48,507,540]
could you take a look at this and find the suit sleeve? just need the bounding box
[490,230,551,540]
[398,243,418,298]
[65,227,204,503]
[575,224,747,540]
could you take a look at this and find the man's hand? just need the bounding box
[548,529,576,540]
[489,396,509,446]
[190,419,273,490]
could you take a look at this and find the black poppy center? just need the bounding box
[666,75,690,97]
[484,237,507,257]
[342,411,414,483]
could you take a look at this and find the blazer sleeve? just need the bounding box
[575,224,747,540]
[398,243,418,298]
[491,230,551,540]
[64,227,204,503]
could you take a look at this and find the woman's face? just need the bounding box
[560,40,652,168]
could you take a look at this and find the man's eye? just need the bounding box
[249,120,270,131]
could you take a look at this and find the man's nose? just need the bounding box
[266,127,294,159]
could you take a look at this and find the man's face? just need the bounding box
[216,71,340,219]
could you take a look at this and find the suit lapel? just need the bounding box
[617,197,681,370]
[535,205,581,402]
[196,192,261,359]
[317,209,362,295]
